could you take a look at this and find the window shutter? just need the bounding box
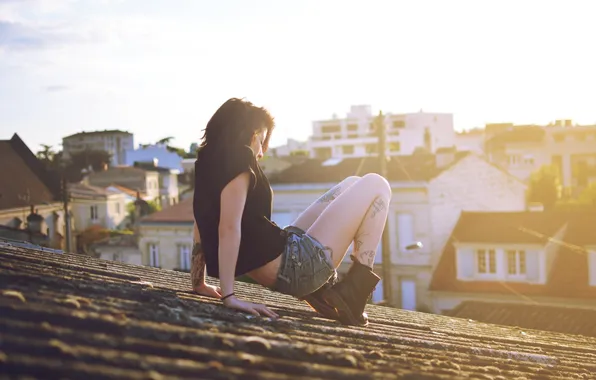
[525,250,540,282]
[457,248,475,280]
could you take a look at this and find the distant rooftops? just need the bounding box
[63,130,132,140]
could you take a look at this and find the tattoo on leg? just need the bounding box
[316,185,341,204]
[354,231,368,252]
[191,242,206,289]
[370,197,387,219]
[358,250,376,267]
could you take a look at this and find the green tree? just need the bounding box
[527,165,561,210]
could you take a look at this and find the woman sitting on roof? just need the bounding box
[191,98,391,326]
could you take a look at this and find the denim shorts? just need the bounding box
[273,226,337,299]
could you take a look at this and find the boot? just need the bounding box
[322,256,381,326]
[300,273,339,320]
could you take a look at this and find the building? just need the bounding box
[0,134,66,249]
[269,138,308,157]
[125,144,184,172]
[133,161,180,208]
[62,130,134,166]
[67,183,128,232]
[454,128,485,154]
[89,233,142,265]
[307,105,456,160]
[430,210,596,315]
[138,197,194,271]
[477,120,596,190]
[86,166,160,202]
[268,150,527,308]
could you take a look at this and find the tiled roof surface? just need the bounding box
[446,301,596,339]
[108,184,145,198]
[430,211,596,298]
[0,137,58,211]
[140,197,194,224]
[2,244,596,378]
[268,152,470,184]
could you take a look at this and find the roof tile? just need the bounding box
[2,242,596,378]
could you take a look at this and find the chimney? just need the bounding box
[435,146,457,168]
[153,158,158,167]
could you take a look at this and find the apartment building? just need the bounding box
[485,120,596,189]
[307,105,456,160]
[62,130,134,166]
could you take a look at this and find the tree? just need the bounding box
[68,149,112,172]
[527,165,561,210]
[36,144,55,162]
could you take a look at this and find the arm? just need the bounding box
[191,222,222,298]
[218,171,278,319]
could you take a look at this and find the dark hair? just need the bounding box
[198,98,275,156]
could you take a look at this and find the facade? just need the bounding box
[481,121,596,189]
[125,144,184,172]
[62,130,134,166]
[86,167,161,201]
[270,138,308,157]
[89,234,142,265]
[307,105,456,160]
[138,197,194,271]
[430,211,596,315]
[68,183,128,232]
[133,162,180,208]
[269,150,527,308]
[0,134,66,250]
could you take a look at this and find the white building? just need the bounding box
[62,130,134,166]
[270,138,308,157]
[125,144,184,172]
[307,105,456,160]
[68,183,128,232]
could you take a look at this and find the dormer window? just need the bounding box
[457,246,542,283]
[507,249,526,276]
[477,249,496,274]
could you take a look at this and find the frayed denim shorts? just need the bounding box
[273,226,337,299]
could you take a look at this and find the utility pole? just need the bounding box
[62,176,72,252]
[375,111,393,305]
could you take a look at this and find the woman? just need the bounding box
[191,98,391,326]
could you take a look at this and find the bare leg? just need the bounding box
[306,173,391,268]
[291,176,360,232]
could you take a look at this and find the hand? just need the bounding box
[194,283,222,299]
[223,295,279,319]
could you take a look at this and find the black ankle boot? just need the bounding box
[300,273,339,320]
[322,256,381,326]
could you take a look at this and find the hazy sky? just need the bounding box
[1,0,595,154]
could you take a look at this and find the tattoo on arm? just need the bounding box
[370,197,387,218]
[316,185,341,204]
[191,242,206,289]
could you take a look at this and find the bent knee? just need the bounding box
[361,173,391,195]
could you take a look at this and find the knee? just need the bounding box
[361,173,391,196]
[343,175,361,184]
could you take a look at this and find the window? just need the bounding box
[347,124,358,131]
[179,244,191,271]
[321,125,341,133]
[366,144,377,154]
[389,142,400,152]
[507,249,526,275]
[342,145,354,155]
[392,120,405,129]
[476,249,496,274]
[148,244,159,267]
[90,205,98,220]
[396,213,415,252]
[116,202,121,214]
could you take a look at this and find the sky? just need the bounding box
[1,0,595,154]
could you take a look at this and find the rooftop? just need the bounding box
[269,152,470,184]
[63,130,132,140]
[0,134,60,211]
[2,242,596,378]
[140,197,194,224]
[430,211,596,298]
[67,183,119,200]
[446,301,596,338]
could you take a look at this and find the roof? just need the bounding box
[485,125,546,149]
[140,197,194,224]
[430,211,596,298]
[0,134,60,211]
[133,162,178,174]
[63,129,132,140]
[107,183,146,198]
[446,301,596,338]
[268,152,470,184]
[89,233,138,249]
[2,242,596,378]
[67,183,119,200]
